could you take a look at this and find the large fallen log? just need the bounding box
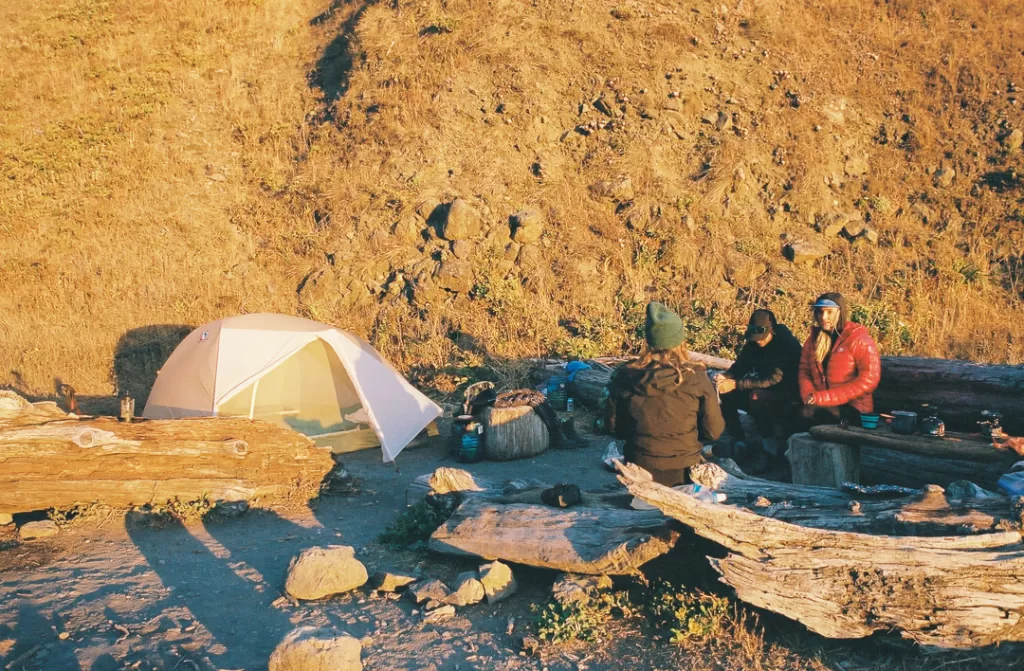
[0,396,335,514]
[546,356,1024,434]
[877,357,1024,435]
[859,446,1007,490]
[429,498,679,575]
[411,467,676,574]
[618,461,1024,649]
[809,424,1013,463]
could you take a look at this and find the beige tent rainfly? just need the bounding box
[144,313,442,462]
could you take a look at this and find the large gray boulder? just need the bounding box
[269,627,362,671]
[285,546,368,601]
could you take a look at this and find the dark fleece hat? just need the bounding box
[745,309,777,343]
[645,302,685,350]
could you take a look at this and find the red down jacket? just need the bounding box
[798,322,882,413]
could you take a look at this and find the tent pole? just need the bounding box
[248,379,260,420]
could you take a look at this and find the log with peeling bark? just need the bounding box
[0,395,335,514]
[429,497,679,575]
[617,460,1024,649]
[540,356,1024,434]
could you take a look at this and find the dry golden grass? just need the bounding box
[0,0,1022,405]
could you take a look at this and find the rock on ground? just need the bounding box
[443,199,483,240]
[588,176,634,202]
[408,579,452,604]
[516,244,543,271]
[285,546,368,601]
[269,627,362,671]
[18,521,58,541]
[371,571,419,593]
[434,258,474,294]
[479,561,517,604]
[445,572,485,606]
[423,605,456,623]
[783,239,830,264]
[0,513,12,526]
[1003,128,1023,153]
[510,209,544,244]
[552,574,613,606]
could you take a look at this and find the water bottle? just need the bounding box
[566,397,574,413]
[676,484,728,504]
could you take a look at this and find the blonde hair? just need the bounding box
[815,331,833,364]
[628,343,700,386]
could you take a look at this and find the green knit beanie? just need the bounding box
[645,301,685,350]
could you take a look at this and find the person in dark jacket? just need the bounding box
[797,292,882,427]
[716,309,803,467]
[604,302,725,486]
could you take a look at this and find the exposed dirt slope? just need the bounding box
[1,0,1022,401]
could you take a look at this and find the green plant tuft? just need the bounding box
[377,496,456,549]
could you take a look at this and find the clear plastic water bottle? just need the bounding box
[676,484,727,504]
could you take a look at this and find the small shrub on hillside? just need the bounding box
[850,302,914,352]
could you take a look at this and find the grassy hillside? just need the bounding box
[1,0,1022,404]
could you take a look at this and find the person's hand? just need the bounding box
[716,376,737,394]
[801,405,815,419]
[804,394,816,406]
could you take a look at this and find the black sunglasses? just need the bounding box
[747,326,769,335]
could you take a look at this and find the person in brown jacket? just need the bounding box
[604,302,726,486]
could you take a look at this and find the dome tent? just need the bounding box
[143,313,442,462]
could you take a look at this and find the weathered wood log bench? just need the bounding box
[804,424,1014,490]
[0,392,335,515]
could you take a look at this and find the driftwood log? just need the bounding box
[430,498,679,575]
[411,467,677,574]
[714,468,1014,536]
[877,357,1024,434]
[618,461,1024,649]
[0,394,334,514]
[859,447,1008,490]
[546,356,1024,434]
[809,424,1014,463]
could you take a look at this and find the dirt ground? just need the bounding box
[0,413,692,671]
[1,412,1016,671]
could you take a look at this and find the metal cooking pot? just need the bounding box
[890,410,918,435]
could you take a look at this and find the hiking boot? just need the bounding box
[541,483,582,508]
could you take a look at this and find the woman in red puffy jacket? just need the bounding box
[797,292,882,426]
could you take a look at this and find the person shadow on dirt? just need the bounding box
[127,513,304,670]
